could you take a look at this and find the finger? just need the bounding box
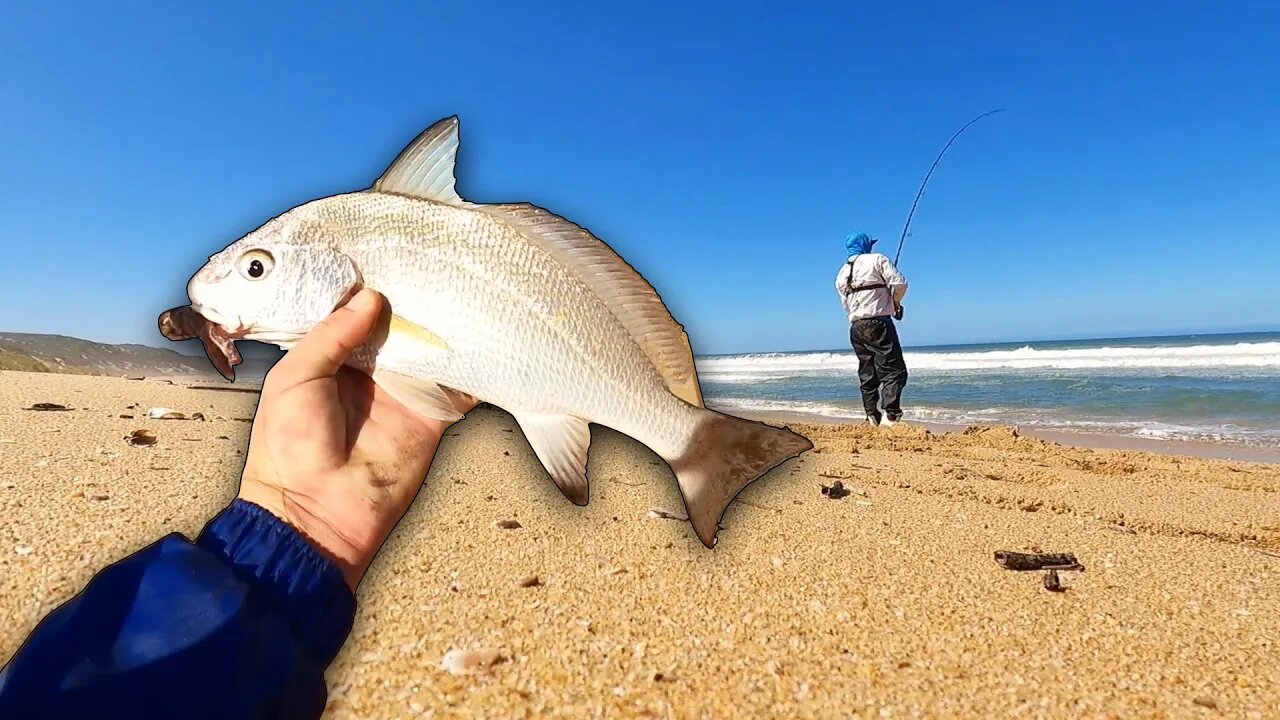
[273,288,383,384]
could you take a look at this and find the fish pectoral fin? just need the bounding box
[513,413,592,505]
[450,389,480,408]
[388,313,449,351]
[372,116,468,206]
[372,370,466,422]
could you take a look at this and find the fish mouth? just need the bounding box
[158,305,310,379]
[159,283,361,380]
[190,302,246,336]
[157,305,247,381]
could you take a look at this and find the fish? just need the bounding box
[158,116,812,547]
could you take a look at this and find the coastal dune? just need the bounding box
[2,371,1278,717]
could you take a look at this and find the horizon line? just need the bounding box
[4,327,1277,360]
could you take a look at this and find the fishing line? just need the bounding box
[894,109,1006,266]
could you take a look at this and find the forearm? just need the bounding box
[0,500,355,720]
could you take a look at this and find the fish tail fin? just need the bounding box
[667,411,813,548]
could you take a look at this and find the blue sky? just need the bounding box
[1,2,1277,355]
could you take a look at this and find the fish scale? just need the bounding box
[160,116,812,547]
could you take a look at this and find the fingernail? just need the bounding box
[348,288,379,312]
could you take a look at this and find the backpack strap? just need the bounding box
[843,257,888,295]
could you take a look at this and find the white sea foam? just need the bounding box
[707,397,1280,445]
[696,341,1280,382]
[706,397,866,420]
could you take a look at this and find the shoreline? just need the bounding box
[732,408,1280,464]
[96,372,1280,464]
[10,369,1278,463]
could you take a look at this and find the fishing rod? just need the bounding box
[894,108,1006,266]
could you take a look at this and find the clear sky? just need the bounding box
[1,2,1277,355]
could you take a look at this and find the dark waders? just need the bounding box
[850,316,908,422]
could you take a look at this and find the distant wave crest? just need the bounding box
[697,341,1280,382]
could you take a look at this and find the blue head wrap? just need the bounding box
[845,232,876,257]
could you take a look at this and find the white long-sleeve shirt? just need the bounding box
[834,252,908,321]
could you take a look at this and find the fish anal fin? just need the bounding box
[514,413,591,505]
[481,203,704,407]
[372,116,466,206]
[372,370,466,422]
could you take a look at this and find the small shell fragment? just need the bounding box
[518,575,541,588]
[495,519,522,530]
[15,545,33,556]
[647,508,687,521]
[126,429,158,447]
[440,648,505,676]
[146,407,186,420]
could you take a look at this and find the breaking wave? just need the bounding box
[697,341,1280,382]
[697,334,1280,448]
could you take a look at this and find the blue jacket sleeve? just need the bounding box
[0,500,356,720]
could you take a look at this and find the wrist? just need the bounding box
[197,500,356,663]
[237,475,373,590]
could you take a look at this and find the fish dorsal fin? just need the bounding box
[482,202,704,407]
[372,116,466,206]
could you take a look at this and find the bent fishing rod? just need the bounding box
[894,108,1006,266]
[889,108,1005,321]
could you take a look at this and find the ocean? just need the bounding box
[697,331,1280,447]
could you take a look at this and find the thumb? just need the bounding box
[273,288,383,384]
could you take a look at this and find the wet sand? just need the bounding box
[731,409,1280,464]
[2,371,1278,718]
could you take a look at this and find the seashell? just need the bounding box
[439,648,505,676]
[126,429,158,447]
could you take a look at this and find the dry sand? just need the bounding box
[2,370,1278,718]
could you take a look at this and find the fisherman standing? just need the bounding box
[835,232,909,427]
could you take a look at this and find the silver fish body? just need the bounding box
[325,194,694,461]
[174,117,812,547]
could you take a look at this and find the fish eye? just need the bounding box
[236,249,275,281]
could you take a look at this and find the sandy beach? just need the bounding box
[2,370,1278,718]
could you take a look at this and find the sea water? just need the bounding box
[698,332,1280,447]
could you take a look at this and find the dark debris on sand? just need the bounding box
[820,480,852,500]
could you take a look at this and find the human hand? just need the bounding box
[237,288,477,589]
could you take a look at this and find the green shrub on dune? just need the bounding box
[0,349,51,373]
